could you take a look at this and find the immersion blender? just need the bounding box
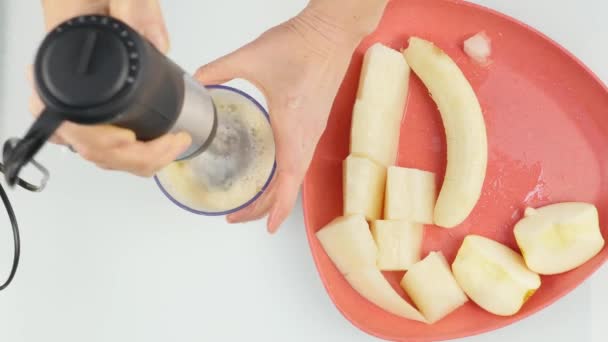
[0,14,264,291]
[2,14,234,185]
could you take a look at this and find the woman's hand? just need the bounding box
[30,0,191,177]
[195,1,388,233]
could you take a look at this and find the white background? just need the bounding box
[1,1,607,341]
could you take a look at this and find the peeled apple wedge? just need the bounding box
[371,220,424,271]
[343,155,386,221]
[350,43,411,167]
[346,268,426,323]
[514,202,605,275]
[403,37,487,228]
[452,235,541,316]
[400,251,468,323]
[384,166,437,224]
[316,215,378,275]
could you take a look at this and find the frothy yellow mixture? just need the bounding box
[157,87,275,213]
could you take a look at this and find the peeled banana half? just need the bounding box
[404,37,488,228]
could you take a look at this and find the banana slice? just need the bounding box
[343,155,387,221]
[384,166,437,224]
[403,37,487,228]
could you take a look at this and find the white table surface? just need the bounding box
[0,1,607,341]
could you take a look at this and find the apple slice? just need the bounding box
[514,202,605,275]
[384,166,437,224]
[403,37,487,228]
[316,215,378,275]
[400,251,468,323]
[371,220,424,271]
[350,43,411,167]
[346,268,426,323]
[343,155,387,221]
[452,235,541,316]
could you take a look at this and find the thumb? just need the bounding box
[194,48,249,85]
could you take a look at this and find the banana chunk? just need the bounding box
[343,155,387,221]
[371,220,424,271]
[384,166,437,224]
[350,43,411,167]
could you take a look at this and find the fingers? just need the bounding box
[76,132,191,177]
[34,0,182,179]
[226,170,301,233]
[224,168,301,234]
[109,0,170,53]
[41,0,170,53]
[224,95,314,232]
[226,177,278,223]
[41,0,108,30]
[60,124,137,151]
[194,48,251,85]
[267,171,301,233]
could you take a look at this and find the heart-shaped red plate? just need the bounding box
[302,0,608,341]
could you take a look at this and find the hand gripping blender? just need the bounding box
[0,14,275,290]
[3,14,275,201]
[3,14,220,184]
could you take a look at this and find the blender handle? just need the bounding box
[3,109,62,187]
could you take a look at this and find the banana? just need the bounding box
[384,166,437,224]
[371,220,424,271]
[350,43,411,167]
[403,37,488,228]
[343,155,387,221]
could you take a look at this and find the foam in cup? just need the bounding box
[156,86,275,214]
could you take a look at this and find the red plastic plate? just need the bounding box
[302,0,608,341]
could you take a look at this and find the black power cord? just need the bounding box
[0,178,19,291]
[0,139,49,291]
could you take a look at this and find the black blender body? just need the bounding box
[3,14,217,186]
